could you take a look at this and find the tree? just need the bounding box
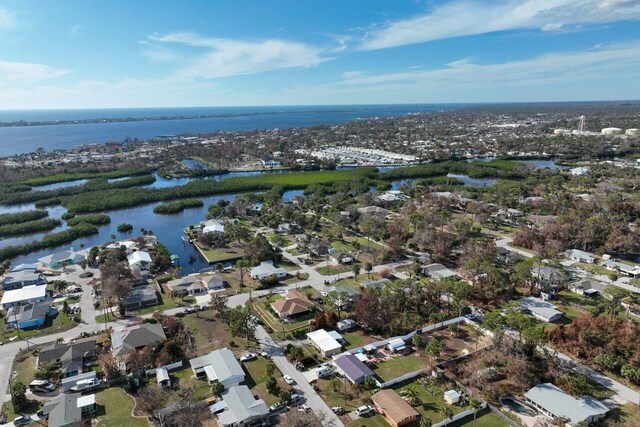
[401,384,422,405]
[425,339,442,367]
[236,259,251,299]
[229,306,257,342]
[362,376,378,392]
[99,352,121,380]
[53,279,68,294]
[279,410,323,427]
[328,377,342,393]
[420,416,433,427]
[603,287,629,319]
[136,386,167,421]
[325,290,350,320]
[439,406,454,427]
[211,380,224,397]
[209,294,230,323]
[245,234,277,264]
[468,397,482,426]
[364,262,373,278]
[10,381,27,412]
[265,375,279,395]
[352,263,361,281]
[412,334,422,349]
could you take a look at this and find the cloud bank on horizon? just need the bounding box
[0,0,639,108]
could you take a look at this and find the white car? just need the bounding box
[283,374,295,385]
[321,291,329,297]
[356,405,374,417]
[240,353,257,362]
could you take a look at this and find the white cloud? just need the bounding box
[0,60,71,84]
[342,70,366,79]
[359,0,640,50]
[147,32,329,79]
[0,7,15,29]
[296,42,640,103]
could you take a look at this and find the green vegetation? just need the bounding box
[416,175,465,186]
[21,167,153,186]
[0,222,98,262]
[117,223,133,233]
[62,168,378,212]
[66,213,111,226]
[0,218,61,237]
[94,387,149,427]
[0,174,156,205]
[0,210,48,226]
[153,198,204,214]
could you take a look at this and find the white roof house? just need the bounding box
[307,329,342,357]
[1,284,48,309]
[250,261,287,281]
[444,390,461,405]
[216,385,268,427]
[203,219,225,234]
[525,383,608,426]
[519,297,563,323]
[189,348,244,388]
[565,249,595,264]
[387,338,407,353]
[423,263,459,280]
[127,251,152,269]
[570,166,591,176]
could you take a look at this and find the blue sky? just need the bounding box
[0,0,639,108]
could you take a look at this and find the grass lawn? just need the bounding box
[317,264,352,276]
[599,403,640,426]
[341,330,377,350]
[1,399,41,421]
[0,311,77,341]
[372,354,429,382]
[11,349,38,387]
[171,366,212,400]
[94,294,181,324]
[242,358,290,406]
[181,311,253,355]
[252,298,312,339]
[574,262,612,277]
[194,241,245,263]
[315,376,368,410]
[558,290,600,308]
[393,379,469,423]
[94,387,149,427]
[331,240,357,253]
[449,408,510,427]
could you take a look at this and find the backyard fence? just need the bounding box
[145,360,183,376]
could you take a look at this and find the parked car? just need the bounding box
[289,393,304,406]
[356,405,374,417]
[331,406,345,415]
[239,353,257,362]
[260,351,270,359]
[283,375,295,385]
[183,306,197,314]
[29,380,55,392]
[269,402,284,413]
[13,415,31,426]
[69,378,100,392]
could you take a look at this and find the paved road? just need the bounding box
[255,326,344,427]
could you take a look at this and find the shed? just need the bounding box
[387,338,406,353]
[337,319,357,331]
[156,367,171,387]
[444,390,460,405]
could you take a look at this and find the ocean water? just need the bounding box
[0,104,462,157]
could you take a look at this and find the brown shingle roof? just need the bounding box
[371,389,419,425]
[271,290,313,316]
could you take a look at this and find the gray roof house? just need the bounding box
[334,353,374,384]
[519,297,563,323]
[6,302,57,330]
[565,249,596,264]
[1,269,46,290]
[122,285,159,309]
[189,348,244,388]
[361,278,391,290]
[524,383,608,425]
[250,261,287,281]
[570,278,608,297]
[38,339,97,378]
[111,323,166,360]
[423,263,459,280]
[216,385,268,427]
[531,265,570,290]
[40,392,96,427]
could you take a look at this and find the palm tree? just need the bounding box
[419,417,433,427]
[439,406,454,427]
[468,397,482,426]
[53,280,68,294]
[401,384,422,406]
[328,378,341,394]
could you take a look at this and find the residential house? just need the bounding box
[6,302,57,330]
[247,203,263,215]
[166,276,207,297]
[1,284,48,309]
[40,393,97,427]
[519,297,563,323]
[334,285,361,300]
[334,353,374,384]
[189,348,244,387]
[1,269,46,290]
[422,263,459,280]
[377,190,409,203]
[531,265,570,291]
[329,251,353,264]
[307,238,330,257]
[122,285,159,309]
[569,278,608,298]
[357,206,392,217]
[10,263,38,272]
[250,261,287,281]
[336,319,357,331]
[38,250,85,269]
[307,329,342,357]
[371,389,420,427]
[111,323,166,362]
[202,219,225,234]
[601,260,640,277]
[200,274,224,290]
[215,385,269,427]
[127,251,152,270]
[361,278,391,290]
[38,340,96,378]
[271,290,313,320]
[524,383,608,425]
[277,223,291,234]
[565,249,596,264]
[570,166,591,176]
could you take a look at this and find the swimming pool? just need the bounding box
[501,396,538,416]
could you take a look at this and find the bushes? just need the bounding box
[20,167,154,186]
[0,218,61,238]
[117,223,133,233]
[153,199,204,214]
[66,214,111,226]
[0,210,48,226]
[0,223,99,262]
